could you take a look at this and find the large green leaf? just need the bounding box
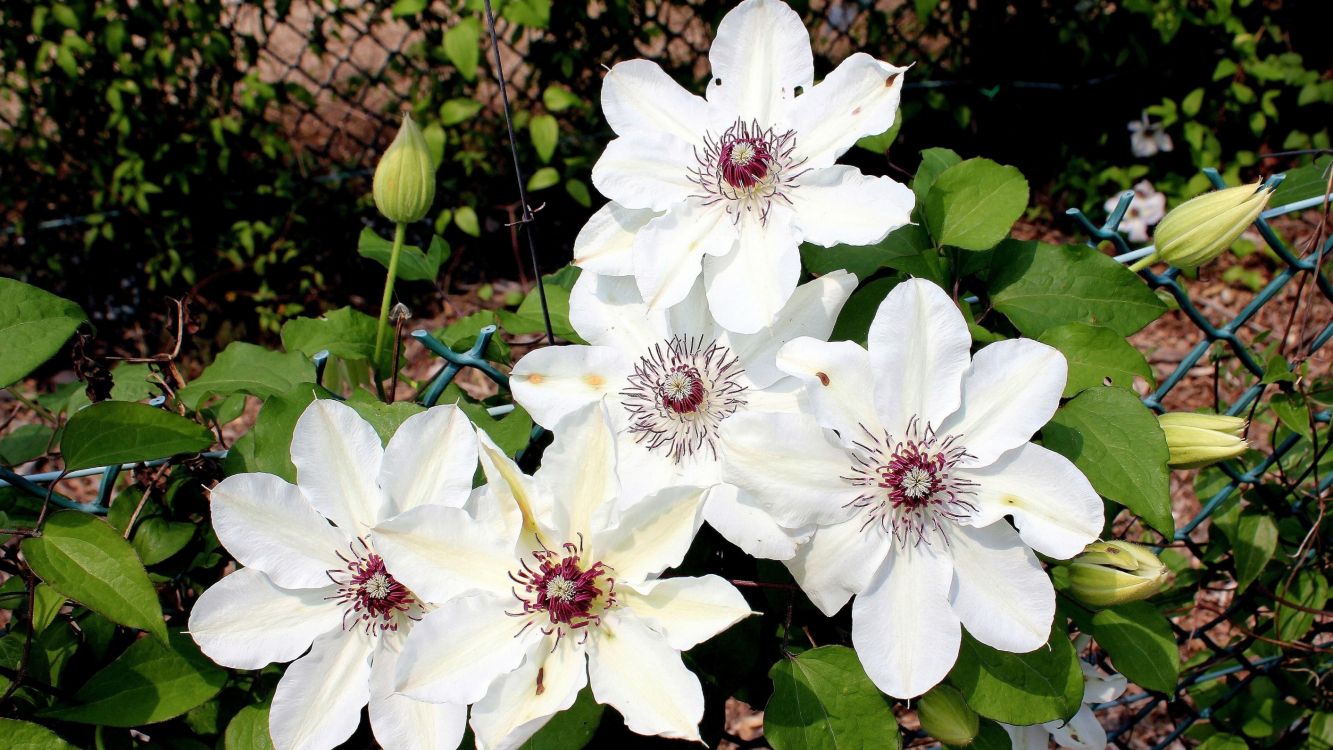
[925,158,1029,251]
[1269,156,1332,206]
[21,511,167,642]
[988,241,1167,336]
[912,147,962,209]
[0,718,80,750]
[61,401,213,471]
[1232,513,1277,592]
[1037,323,1155,397]
[801,224,946,285]
[41,630,225,726]
[0,278,87,388]
[443,16,480,81]
[518,687,603,749]
[109,362,158,402]
[356,227,450,283]
[764,645,901,750]
[949,627,1083,725]
[1042,387,1174,536]
[1090,601,1179,693]
[177,342,314,410]
[281,306,390,373]
[224,704,274,750]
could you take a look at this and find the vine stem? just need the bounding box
[373,222,407,369]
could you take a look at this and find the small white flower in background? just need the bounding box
[510,268,857,559]
[719,278,1104,698]
[1128,112,1173,158]
[1104,180,1166,244]
[1003,637,1127,750]
[373,403,753,750]
[580,0,914,334]
[189,401,478,750]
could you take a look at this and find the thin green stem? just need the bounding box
[373,222,407,373]
[1128,252,1159,273]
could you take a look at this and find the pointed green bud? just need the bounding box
[373,113,437,224]
[1150,181,1273,270]
[1158,412,1248,469]
[918,685,980,746]
[1068,540,1170,608]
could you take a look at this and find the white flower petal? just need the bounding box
[948,522,1054,654]
[510,345,631,430]
[209,473,346,589]
[1082,663,1128,703]
[269,629,373,750]
[569,272,666,353]
[188,567,341,670]
[957,442,1103,560]
[785,54,907,169]
[602,59,709,142]
[394,592,533,705]
[291,399,387,535]
[776,337,881,439]
[705,0,813,125]
[597,485,702,585]
[591,134,696,211]
[851,545,959,698]
[789,167,915,247]
[475,429,550,549]
[703,207,801,334]
[470,638,587,750]
[373,504,514,604]
[703,482,807,560]
[784,517,889,616]
[536,401,620,544]
[621,574,753,651]
[573,202,659,277]
[588,610,704,742]
[634,200,737,312]
[1046,705,1108,750]
[610,436,701,509]
[369,643,468,750]
[726,270,858,389]
[940,338,1068,468]
[1005,723,1055,750]
[867,278,972,435]
[378,404,476,517]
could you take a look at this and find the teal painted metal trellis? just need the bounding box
[2,169,1329,748]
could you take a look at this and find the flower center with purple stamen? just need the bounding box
[719,137,772,188]
[689,118,808,225]
[510,542,616,646]
[621,335,748,463]
[844,417,978,546]
[328,540,418,634]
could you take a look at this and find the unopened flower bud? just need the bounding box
[1068,540,1170,608]
[373,113,436,224]
[1132,181,1273,271]
[917,684,980,746]
[1158,412,1248,469]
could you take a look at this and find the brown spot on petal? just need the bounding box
[536,667,546,696]
[816,371,830,386]
[584,374,605,388]
[885,71,901,87]
[852,106,862,116]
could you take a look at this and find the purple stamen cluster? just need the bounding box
[622,335,748,463]
[328,540,418,635]
[510,541,616,647]
[688,118,808,225]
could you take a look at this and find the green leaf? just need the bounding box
[461,403,534,456]
[1037,323,1155,397]
[0,423,54,466]
[61,401,213,471]
[527,167,560,192]
[764,645,901,750]
[132,517,195,565]
[109,362,157,402]
[518,687,603,749]
[949,627,1083,725]
[178,342,314,410]
[248,384,329,482]
[455,206,481,237]
[496,273,581,342]
[801,222,946,285]
[955,720,1012,750]
[925,158,1029,251]
[356,227,450,283]
[1196,733,1248,750]
[281,306,388,371]
[1232,513,1277,592]
[830,277,900,345]
[542,86,581,112]
[21,511,167,643]
[1270,156,1332,206]
[1042,387,1174,536]
[0,718,79,750]
[1275,570,1327,642]
[502,0,551,27]
[529,114,558,163]
[224,704,275,750]
[912,147,962,210]
[1090,601,1179,692]
[856,110,901,154]
[391,0,427,16]
[0,277,88,388]
[31,583,64,635]
[439,97,483,125]
[343,395,425,444]
[41,630,225,726]
[565,178,592,208]
[989,241,1167,336]
[443,17,480,81]
[1269,392,1314,440]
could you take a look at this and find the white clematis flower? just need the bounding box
[1004,640,1127,750]
[373,403,753,750]
[719,278,1104,698]
[1127,112,1173,159]
[189,400,478,750]
[509,268,857,559]
[1104,180,1166,244]
[581,0,914,334]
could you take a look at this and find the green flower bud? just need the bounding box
[1158,412,1248,469]
[1132,181,1273,271]
[1068,540,1170,608]
[917,684,980,746]
[373,113,436,224]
